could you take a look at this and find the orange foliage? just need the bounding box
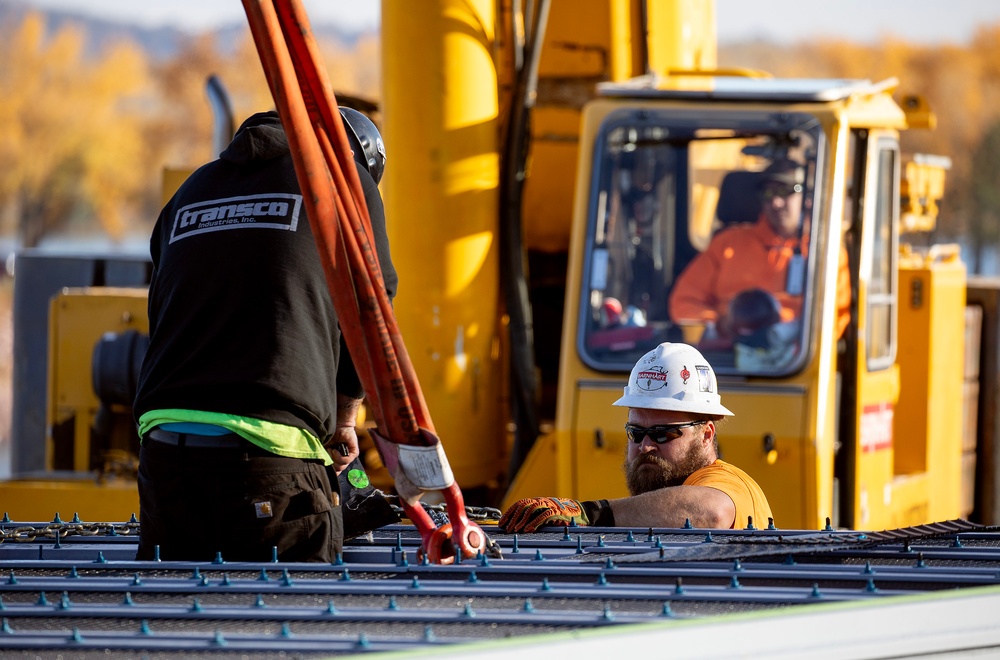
[0,12,379,247]
[720,29,1000,240]
[0,13,156,246]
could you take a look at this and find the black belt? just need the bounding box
[147,428,246,448]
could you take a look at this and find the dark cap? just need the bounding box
[762,158,805,186]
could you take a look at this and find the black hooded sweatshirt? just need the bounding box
[133,111,397,442]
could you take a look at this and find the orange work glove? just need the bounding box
[498,497,589,533]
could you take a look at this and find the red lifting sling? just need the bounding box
[242,0,486,563]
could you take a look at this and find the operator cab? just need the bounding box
[578,76,867,378]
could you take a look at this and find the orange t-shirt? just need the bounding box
[669,218,850,338]
[683,459,773,529]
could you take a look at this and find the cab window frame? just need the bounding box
[577,107,828,377]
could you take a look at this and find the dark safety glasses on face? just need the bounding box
[625,421,705,444]
[761,183,803,200]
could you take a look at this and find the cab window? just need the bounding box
[865,141,899,369]
[579,110,825,377]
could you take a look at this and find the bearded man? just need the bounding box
[499,343,773,532]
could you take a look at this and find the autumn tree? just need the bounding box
[0,13,156,247]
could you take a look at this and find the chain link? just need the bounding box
[0,499,500,544]
[0,522,140,544]
[381,495,504,559]
[382,495,502,524]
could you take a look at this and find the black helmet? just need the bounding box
[339,107,386,185]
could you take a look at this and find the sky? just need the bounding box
[13,0,1000,46]
[15,0,380,32]
[716,0,1000,45]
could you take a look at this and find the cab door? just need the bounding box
[844,130,902,530]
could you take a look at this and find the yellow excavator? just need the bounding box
[2,0,997,532]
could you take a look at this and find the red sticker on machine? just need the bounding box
[860,403,893,453]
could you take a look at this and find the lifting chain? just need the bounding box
[0,500,502,546]
[382,495,504,559]
[0,521,140,544]
[382,495,502,525]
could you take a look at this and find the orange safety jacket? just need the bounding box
[668,217,850,338]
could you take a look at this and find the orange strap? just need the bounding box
[241,0,485,561]
[242,0,429,444]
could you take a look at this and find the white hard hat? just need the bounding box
[613,342,734,416]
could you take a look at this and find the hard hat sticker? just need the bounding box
[680,365,690,384]
[637,366,668,391]
[347,469,370,489]
[696,365,713,392]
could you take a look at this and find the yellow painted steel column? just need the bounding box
[607,0,637,81]
[381,1,504,490]
[647,0,717,72]
[607,0,717,79]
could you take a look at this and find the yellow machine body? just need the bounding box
[0,479,139,524]
[503,82,969,531]
[1,288,146,521]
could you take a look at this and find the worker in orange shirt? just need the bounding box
[499,341,773,532]
[669,158,850,341]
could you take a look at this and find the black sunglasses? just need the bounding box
[761,183,803,200]
[625,421,706,444]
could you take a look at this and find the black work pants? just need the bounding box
[136,437,342,562]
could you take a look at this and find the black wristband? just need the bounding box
[581,499,615,527]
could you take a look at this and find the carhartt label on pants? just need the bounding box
[254,501,274,519]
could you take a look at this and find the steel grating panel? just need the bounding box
[2,517,1000,656]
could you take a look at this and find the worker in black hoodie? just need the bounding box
[133,109,396,562]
